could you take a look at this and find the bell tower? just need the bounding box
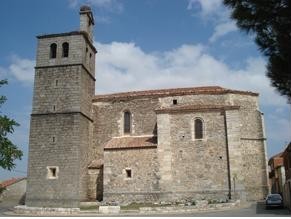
[26,6,96,208]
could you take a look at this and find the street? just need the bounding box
[0,200,18,217]
[144,202,290,217]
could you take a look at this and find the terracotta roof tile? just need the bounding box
[93,86,258,102]
[0,177,26,188]
[155,104,240,114]
[269,152,284,160]
[104,136,157,150]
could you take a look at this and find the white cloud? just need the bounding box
[266,109,291,144]
[187,0,238,43]
[209,21,237,42]
[94,41,286,107]
[187,0,222,17]
[8,55,35,84]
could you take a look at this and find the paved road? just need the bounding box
[144,202,290,217]
[1,201,290,217]
[0,200,18,217]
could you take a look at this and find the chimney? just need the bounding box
[79,5,94,41]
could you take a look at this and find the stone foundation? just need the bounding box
[14,205,80,215]
[103,190,234,205]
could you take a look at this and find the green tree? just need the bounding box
[224,0,291,102]
[0,79,22,170]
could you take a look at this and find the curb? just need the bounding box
[4,202,252,216]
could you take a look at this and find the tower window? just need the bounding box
[47,166,59,179]
[50,43,57,59]
[173,99,177,105]
[125,169,132,178]
[194,118,204,139]
[124,111,131,134]
[62,42,69,57]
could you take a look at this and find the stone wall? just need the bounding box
[36,34,95,73]
[92,97,159,158]
[26,114,82,207]
[94,92,268,203]
[226,94,268,200]
[32,66,82,114]
[27,27,95,207]
[103,148,159,203]
[159,94,227,108]
[157,110,229,201]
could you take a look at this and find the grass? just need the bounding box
[80,205,99,211]
[121,202,171,210]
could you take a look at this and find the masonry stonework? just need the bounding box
[26,6,96,208]
[26,6,269,208]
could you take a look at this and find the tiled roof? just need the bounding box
[0,177,26,188]
[269,152,284,161]
[93,86,258,102]
[88,159,103,169]
[104,136,157,150]
[268,151,285,168]
[155,104,240,114]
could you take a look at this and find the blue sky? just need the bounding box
[0,0,290,180]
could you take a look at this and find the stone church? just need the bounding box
[25,6,269,208]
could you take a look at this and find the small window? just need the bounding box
[55,80,58,86]
[62,42,69,57]
[47,166,58,179]
[52,136,55,142]
[125,169,132,178]
[173,99,177,105]
[124,111,131,134]
[90,53,92,58]
[194,118,203,139]
[50,43,57,59]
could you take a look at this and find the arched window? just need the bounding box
[124,111,131,134]
[62,42,69,57]
[194,118,203,139]
[50,43,57,59]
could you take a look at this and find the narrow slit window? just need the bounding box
[194,118,203,139]
[62,42,69,57]
[125,169,132,178]
[124,111,131,134]
[50,43,57,59]
[55,80,58,86]
[173,99,177,105]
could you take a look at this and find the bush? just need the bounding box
[0,187,6,195]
